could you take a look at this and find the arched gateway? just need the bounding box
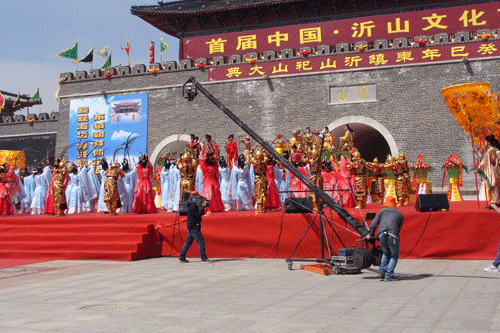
[328,116,397,163]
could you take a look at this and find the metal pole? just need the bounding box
[185,77,368,238]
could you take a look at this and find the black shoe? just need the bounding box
[178,258,189,263]
[201,258,211,263]
[384,276,397,281]
[486,205,494,210]
[377,273,385,280]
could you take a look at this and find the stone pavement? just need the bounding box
[0,257,499,332]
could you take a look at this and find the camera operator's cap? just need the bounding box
[384,196,397,207]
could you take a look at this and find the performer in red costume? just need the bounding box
[288,153,309,198]
[203,134,219,160]
[0,163,19,215]
[265,155,281,209]
[44,169,55,215]
[225,134,238,169]
[187,134,201,160]
[132,154,158,214]
[199,149,224,213]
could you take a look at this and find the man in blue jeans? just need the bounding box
[363,196,404,281]
[179,191,210,263]
[484,203,500,272]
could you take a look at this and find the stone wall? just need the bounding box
[57,29,500,192]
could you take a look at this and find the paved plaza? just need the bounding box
[0,257,499,332]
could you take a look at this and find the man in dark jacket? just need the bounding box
[179,191,210,263]
[364,196,404,281]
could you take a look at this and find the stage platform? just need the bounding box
[0,200,498,264]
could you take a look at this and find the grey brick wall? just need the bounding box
[57,58,499,192]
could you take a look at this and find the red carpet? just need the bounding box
[0,259,49,269]
[0,201,498,263]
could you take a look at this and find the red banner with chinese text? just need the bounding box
[207,40,500,82]
[184,2,500,60]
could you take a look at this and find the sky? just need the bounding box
[0,1,180,114]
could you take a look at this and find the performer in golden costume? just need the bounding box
[312,130,322,151]
[398,152,411,196]
[177,148,198,198]
[346,150,368,209]
[52,159,69,216]
[104,162,125,215]
[249,148,268,214]
[303,127,314,152]
[308,149,324,210]
[383,155,397,202]
[322,127,335,159]
[387,154,409,207]
[289,128,303,156]
[339,124,354,155]
[240,136,252,164]
[272,134,286,156]
[367,157,385,204]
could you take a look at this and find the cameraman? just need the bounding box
[178,191,210,263]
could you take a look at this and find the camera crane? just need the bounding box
[182,77,375,272]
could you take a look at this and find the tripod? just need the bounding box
[285,201,346,270]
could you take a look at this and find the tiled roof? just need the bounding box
[131,0,303,15]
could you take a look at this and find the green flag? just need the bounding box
[160,34,168,54]
[100,53,111,69]
[55,41,78,60]
[30,86,40,101]
[75,47,93,63]
[13,90,20,108]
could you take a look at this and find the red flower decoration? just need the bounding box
[414,39,428,47]
[196,63,207,69]
[104,72,116,79]
[355,45,368,51]
[298,50,312,57]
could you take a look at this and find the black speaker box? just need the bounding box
[284,197,313,213]
[415,194,449,212]
[178,201,188,216]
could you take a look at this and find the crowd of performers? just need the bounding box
[0,125,436,217]
[0,153,160,216]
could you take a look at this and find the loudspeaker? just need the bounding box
[415,194,449,212]
[284,197,313,213]
[178,201,188,216]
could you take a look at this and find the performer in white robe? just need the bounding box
[118,159,136,213]
[231,155,253,211]
[218,156,233,211]
[30,166,51,215]
[20,169,34,214]
[82,166,99,212]
[167,162,181,212]
[65,165,87,214]
[160,161,171,210]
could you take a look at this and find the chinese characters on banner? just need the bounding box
[183,2,500,59]
[207,41,500,82]
[68,93,148,170]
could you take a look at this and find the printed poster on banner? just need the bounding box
[68,93,148,170]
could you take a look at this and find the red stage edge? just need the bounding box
[0,201,497,263]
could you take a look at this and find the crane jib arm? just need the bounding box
[183,77,369,238]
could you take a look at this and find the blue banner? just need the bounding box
[68,93,148,169]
